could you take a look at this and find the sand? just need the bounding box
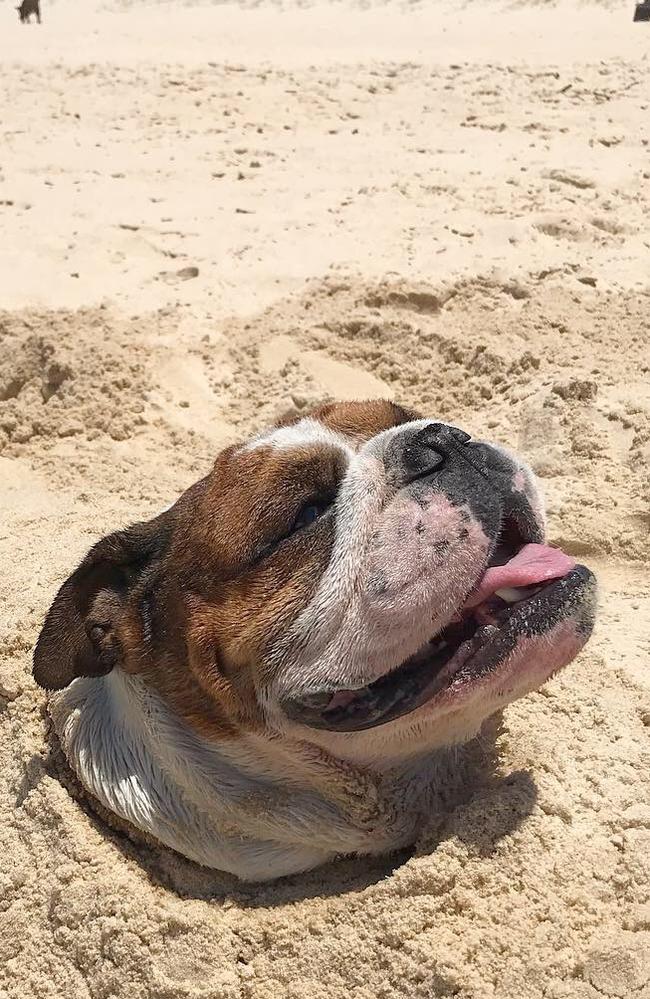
[1,0,649,996]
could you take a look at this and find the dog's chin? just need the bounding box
[282,565,597,734]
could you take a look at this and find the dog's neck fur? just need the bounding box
[50,670,473,880]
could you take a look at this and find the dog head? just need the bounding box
[34,400,596,766]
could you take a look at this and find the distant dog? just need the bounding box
[17,0,41,23]
[34,400,596,880]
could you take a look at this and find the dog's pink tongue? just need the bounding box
[465,544,576,608]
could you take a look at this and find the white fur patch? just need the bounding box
[268,419,481,698]
[49,670,456,880]
[242,418,353,455]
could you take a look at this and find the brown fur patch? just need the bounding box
[116,438,344,739]
[308,400,419,443]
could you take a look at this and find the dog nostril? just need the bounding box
[405,442,445,467]
[401,423,473,485]
[425,423,472,447]
[402,438,445,483]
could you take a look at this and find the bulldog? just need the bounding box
[33,400,596,881]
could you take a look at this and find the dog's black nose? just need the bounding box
[401,423,471,484]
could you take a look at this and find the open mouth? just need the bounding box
[284,519,595,733]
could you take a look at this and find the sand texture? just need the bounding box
[1,1,649,997]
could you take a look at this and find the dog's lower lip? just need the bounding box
[283,566,595,733]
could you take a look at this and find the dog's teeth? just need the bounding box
[495,586,528,603]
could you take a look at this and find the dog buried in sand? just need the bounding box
[33,400,596,881]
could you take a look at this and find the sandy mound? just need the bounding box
[2,275,649,999]
[2,1,649,996]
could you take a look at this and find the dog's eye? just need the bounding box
[254,497,335,563]
[289,501,331,536]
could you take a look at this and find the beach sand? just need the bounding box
[1,1,649,996]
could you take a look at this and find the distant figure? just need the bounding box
[17,0,41,23]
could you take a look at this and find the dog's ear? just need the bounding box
[33,513,172,691]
